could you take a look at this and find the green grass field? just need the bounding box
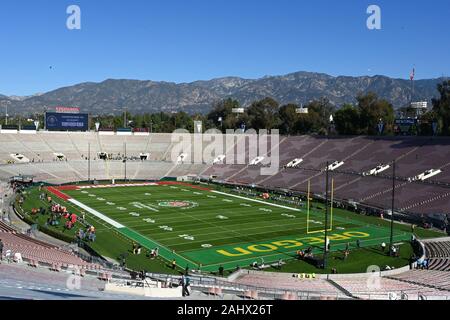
[20,181,432,273]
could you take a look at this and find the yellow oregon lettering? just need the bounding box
[343,231,370,238]
[327,233,351,241]
[216,231,373,257]
[216,247,252,257]
[248,244,278,252]
[272,240,304,249]
[298,237,325,245]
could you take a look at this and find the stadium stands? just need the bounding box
[389,270,450,292]
[0,132,449,216]
[422,239,450,271]
[0,221,96,268]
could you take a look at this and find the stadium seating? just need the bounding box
[389,270,450,292]
[422,240,450,271]
[1,132,450,216]
[0,221,95,268]
[235,272,341,294]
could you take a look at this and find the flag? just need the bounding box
[410,68,415,81]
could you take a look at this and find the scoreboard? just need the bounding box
[394,118,418,135]
[45,112,89,131]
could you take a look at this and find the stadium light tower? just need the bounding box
[2,100,10,125]
[389,159,396,255]
[88,142,91,182]
[323,161,330,268]
[124,142,127,181]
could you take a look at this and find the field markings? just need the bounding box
[127,218,313,239]
[69,199,125,228]
[71,186,380,246]
[211,190,302,212]
[182,231,411,268]
[71,189,360,249]
[155,220,340,246]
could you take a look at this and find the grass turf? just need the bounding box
[19,182,446,274]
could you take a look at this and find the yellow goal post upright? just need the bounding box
[306,178,334,234]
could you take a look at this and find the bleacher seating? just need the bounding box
[0,221,95,268]
[0,133,449,215]
[423,240,450,271]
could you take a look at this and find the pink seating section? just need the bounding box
[204,136,450,215]
[0,221,98,269]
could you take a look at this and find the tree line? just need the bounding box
[2,80,450,136]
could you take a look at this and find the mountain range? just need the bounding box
[0,71,445,116]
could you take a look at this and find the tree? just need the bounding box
[356,92,394,135]
[418,110,438,136]
[296,98,335,135]
[432,80,450,135]
[334,104,361,135]
[246,97,281,131]
[278,104,299,135]
[207,98,242,131]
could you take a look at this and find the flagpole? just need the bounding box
[410,67,415,105]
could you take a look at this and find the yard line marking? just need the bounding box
[182,232,411,267]
[154,220,321,243]
[212,190,301,212]
[69,199,125,228]
[130,201,160,212]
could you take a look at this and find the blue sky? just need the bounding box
[0,0,449,96]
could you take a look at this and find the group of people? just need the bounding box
[380,242,400,257]
[149,247,159,258]
[44,203,78,230]
[297,247,314,259]
[132,242,142,255]
[76,225,96,242]
[179,274,191,297]
[131,243,160,258]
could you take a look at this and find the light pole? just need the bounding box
[328,115,334,137]
[88,143,91,182]
[323,161,330,269]
[389,159,396,255]
[2,101,11,125]
[218,116,223,132]
[124,142,127,181]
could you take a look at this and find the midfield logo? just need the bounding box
[157,200,198,209]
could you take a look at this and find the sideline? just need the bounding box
[212,190,302,212]
[68,198,125,229]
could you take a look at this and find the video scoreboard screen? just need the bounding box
[45,112,89,131]
[394,118,418,135]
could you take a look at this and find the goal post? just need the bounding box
[306,178,334,234]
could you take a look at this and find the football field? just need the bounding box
[49,182,411,271]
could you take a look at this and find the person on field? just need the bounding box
[381,242,386,252]
[172,259,177,270]
[344,250,349,260]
